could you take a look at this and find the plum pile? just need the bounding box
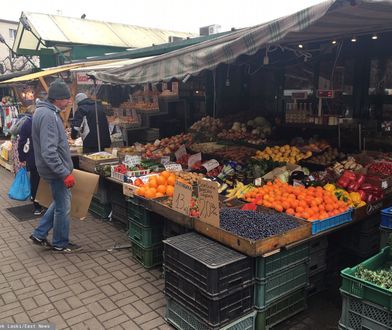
[220,208,299,240]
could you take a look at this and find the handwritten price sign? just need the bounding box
[198,179,219,226]
[172,181,193,216]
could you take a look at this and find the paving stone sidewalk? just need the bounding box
[0,167,172,330]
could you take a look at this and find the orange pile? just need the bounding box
[243,179,350,221]
[136,171,176,199]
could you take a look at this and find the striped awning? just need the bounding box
[94,0,392,85]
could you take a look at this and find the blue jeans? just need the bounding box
[33,179,71,248]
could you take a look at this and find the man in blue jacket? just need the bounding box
[29,79,81,252]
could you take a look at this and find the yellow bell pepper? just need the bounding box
[324,183,336,192]
[356,201,366,208]
[349,192,362,205]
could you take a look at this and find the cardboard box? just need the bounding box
[79,154,118,173]
[35,169,99,220]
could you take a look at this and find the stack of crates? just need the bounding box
[254,242,309,329]
[128,198,164,268]
[339,215,380,259]
[163,233,256,329]
[89,197,111,219]
[380,207,392,248]
[340,246,392,329]
[308,238,328,296]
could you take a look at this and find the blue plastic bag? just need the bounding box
[8,167,31,201]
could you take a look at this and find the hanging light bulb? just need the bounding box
[351,36,357,42]
[332,40,337,45]
[372,34,378,40]
[298,44,303,49]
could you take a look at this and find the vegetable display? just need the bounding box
[355,265,392,291]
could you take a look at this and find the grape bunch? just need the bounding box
[220,208,299,240]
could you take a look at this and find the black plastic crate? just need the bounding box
[112,202,128,221]
[164,269,254,327]
[163,219,192,239]
[89,197,111,218]
[340,229,380,258]
[163,233,254,296]
[380,227,392,249]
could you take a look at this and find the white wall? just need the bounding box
[0,20,18,65]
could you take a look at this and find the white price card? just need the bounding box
[202,159,220,172]
[188,153,201,168]
[175,145,187,160]
[124,155,141,166]
[161,156,170,165]
[165,163,183,172]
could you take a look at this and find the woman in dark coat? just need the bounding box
[18,106,43,215]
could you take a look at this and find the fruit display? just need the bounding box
[189,142,226,154]
[255,145,312,164]
[368,161,392,177]
[190,116,223,133]
[223,182,254,201]
[133,133,193,159]
[86,152,116,160]
[212,146,258,164]
[136,171,177,199]
[304,148,346,166]
[220,208,300,240]
[243,179,350,221]
[175,171,205,185]
[290,137,331,153]
[355,265,392,290]
[323,183,366,208]
[330,157,363,175]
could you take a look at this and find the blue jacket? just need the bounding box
[17,115,35,168]
[32,100,73,181]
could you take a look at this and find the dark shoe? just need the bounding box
[29,234,52,248]
[33,207,44,216]
[52,242,82,253]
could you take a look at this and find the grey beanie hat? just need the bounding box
[48,79,70,100]
[75,93,88,105]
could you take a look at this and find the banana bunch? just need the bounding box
[224,182,253,201]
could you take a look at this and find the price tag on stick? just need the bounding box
[175,145,187,160]
[172,181,193,216]
[198,179,220,227]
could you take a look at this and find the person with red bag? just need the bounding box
[29,79,81,252]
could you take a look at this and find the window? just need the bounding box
[9,28,16,39]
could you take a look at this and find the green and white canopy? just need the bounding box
[94,0,392,85]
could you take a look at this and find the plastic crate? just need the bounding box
[254,261,309,309]
[381,207,392,230]
[309,237,328,254]
[311,209,352,235]
[128,198,161,227]
[380,227,392,249]
[165,297,257,330]
[128,220,163,248]
[112,202,127,221]
[163,219,192,239]
[89,197,111,218]
[165,269,254,327]
[255,242,309,280]
[309,247,327,276]
[255,288,307,330]
[111,165,125,182]
[308,271,327,297]
[126,168,150,177]
[339,291,392,330]
[131,240,163,268]
[163,233,254,296]
[340,229,380,258]
[93,177,109,204]
[341,246,392,311]
[356,215,381,234]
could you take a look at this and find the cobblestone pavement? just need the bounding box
[0,167,173,330]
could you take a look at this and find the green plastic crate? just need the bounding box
[254,261,309,309]
[128,199,162,227]
[89,198,111,218]
[339,291,392,330]
[255,242,309,280]
[131,240,163,269]
[165,297,257,330]
[128,220,163,248]
[255,288,307,330]
[341,246,392,311]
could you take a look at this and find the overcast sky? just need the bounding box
[3,0,326,33]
